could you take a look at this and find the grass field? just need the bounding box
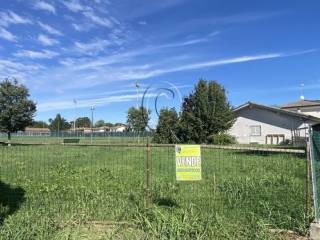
[0,144,308,239]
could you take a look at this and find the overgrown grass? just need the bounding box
[0,145,307,239]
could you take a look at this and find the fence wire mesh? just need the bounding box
[0,138,309,239]
[311,129,320,221]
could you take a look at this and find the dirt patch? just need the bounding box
[269,229,309,240]
[57,220,145,240]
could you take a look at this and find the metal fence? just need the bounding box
[0,141,309,239]
[311,128,320,222]
[0,131,151,145]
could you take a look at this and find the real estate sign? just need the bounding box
[175,145,201,181]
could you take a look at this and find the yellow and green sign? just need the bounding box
[175,145,201,181]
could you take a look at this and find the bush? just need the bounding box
[207,133,236,145]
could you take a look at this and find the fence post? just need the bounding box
[306,139,311,225]
[144,137,151,209]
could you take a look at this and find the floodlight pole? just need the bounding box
[135,81,140,144]
[73,99,77,132]
[91,105,95,144]
[135,81,140,109]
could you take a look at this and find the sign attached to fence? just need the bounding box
[175,145,201,181]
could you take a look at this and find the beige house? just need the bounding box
[281,99,320,118]
[228,101,320,145]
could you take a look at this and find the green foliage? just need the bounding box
[127,107,150,132]
[94,119,105,128]
[30,120,48,128]
[105,122,114,127]
[75,117,91,128]
[207,133,236,145]
[48,114,71,131]
[179,79,235,143]
[153,108,179,143]
[0,78,36,140]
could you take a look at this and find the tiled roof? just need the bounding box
[281,99,320,108]
[234,101,320,122]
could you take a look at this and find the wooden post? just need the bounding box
[144,137,151,209]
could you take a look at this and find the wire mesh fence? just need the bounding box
[311,128,320,222]
[0,131,151,145]
[0,140,309,239]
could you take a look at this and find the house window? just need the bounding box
[250,125,261,136]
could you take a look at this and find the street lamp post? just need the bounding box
[90,105,95,144]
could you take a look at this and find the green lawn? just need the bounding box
[0,145,308,239]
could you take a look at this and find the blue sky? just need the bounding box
[0,0,320,126]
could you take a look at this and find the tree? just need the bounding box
[75,117,91,128]
[0,78,36,141]
[179,79,235,143]
[127,107,150,132]
[30,120,49,128]
[95,119,105,128]
[104,122,114,128]
[49,114,71,131]
[153,108,179,143]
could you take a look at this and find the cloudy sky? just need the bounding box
[0,0,320,124]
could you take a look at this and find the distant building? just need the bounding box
[109,125,127,133]
[23,127,50,136]
[281,99,320,118]
[228,102,320,146]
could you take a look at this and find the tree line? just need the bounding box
[0,78,235,144]
[31,116,125,131]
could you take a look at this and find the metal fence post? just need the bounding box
[306,137,311,224]
[144,137,151,209]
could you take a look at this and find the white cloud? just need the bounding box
[37,93,158,111]
[0,11,32,26]
[62,0,113,28]
[38,21,62,35]
[138,21,147,25]
[0,27,16,41]
[33,1,56,14]
[62,0,87,12]
[38,34,59,46]
[71,23,92,32]
[83,10,113,28]
[14,50,59,59]
[74,38,111,55]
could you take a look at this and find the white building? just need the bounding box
[228,102,320,145]
[281,99,320,118]
[109,125,127,132]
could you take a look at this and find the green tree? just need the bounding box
[0,78,36,141]
[179,79,234,143]
[30,120,49,128]
[94,119,105,128]
[104,122,114,128]
[75,117,91,128]
[127,107,150,132]
[49,114,71,131]
[153,108,179,143]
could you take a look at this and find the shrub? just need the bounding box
[207,133,236,145]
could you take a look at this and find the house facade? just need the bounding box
[228,102,320,145]
[281,99,320,118]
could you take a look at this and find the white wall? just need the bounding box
[228,107,312,144]
[285,106,320,118]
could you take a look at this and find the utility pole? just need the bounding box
[73,99,77,132]
[90,105,95,144]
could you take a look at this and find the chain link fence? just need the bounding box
[0,138,309,239]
